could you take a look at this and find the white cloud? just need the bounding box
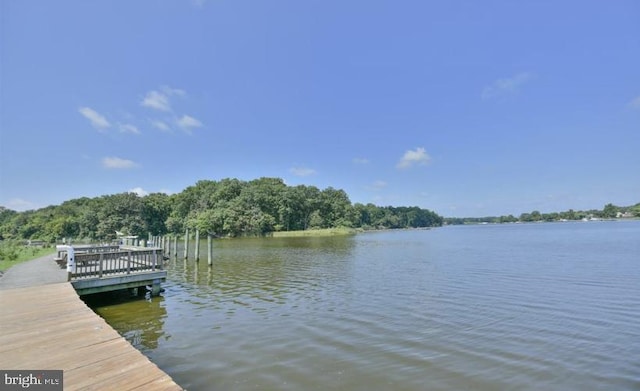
[141,86,186,112]
[141,90,171,112]
[102,157,139,169]
[78,107,111,130]
[397,147,430,169]
[150,120,171,132]
[289,167,316,177]
[5,198,38,211]
[628,95,640,110]
[353,157,370,165]
[118,123,141,134]
[482,72,533,100]
[128,187,149,197]
[176,115,203,133]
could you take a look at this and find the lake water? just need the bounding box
[90,221,640,390]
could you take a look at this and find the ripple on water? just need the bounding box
[95,223,640,391]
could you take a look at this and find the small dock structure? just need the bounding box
[56,244,167,296]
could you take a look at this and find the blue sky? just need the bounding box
[1,0,639,217]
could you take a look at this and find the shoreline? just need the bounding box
[269,226,437,238]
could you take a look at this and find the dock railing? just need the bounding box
[57,245,164,281]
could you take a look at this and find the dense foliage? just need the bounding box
[0,178,443,242]
[444,203,640,225]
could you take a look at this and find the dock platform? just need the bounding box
[0,282,182,390]
[57,245,168,296]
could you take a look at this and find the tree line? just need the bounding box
[0,177,443,242]
[444,203,640,225]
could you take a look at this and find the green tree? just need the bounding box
[142,193,172,235]
[318,187,354,228]
[95,193,146,239]
[0,176,445,240]
[602,203,618,218]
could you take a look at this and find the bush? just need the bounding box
[0,241,20,262]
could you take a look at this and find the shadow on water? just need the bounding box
[82,292,169,352]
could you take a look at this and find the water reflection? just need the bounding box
[167,235,356,309]
[91,224,640,391]
[85,294,169,351]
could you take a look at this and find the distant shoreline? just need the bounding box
[270,227,359,237]
[445,217,640,226]
[269,226,437,238]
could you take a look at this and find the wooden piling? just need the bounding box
[173,235,178,258]
[183,228,189,260]
[195,229,200,261]
[207,234,213,266]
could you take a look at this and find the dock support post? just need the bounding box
[151,279,162,296]
[173,235,178,258]
[195,229,200,261]
[207,234,213,266]
[184,228,189,260]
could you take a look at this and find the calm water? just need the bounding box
[91,221,640,390]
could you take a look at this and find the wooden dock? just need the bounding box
[0,282,183,390]
[56,245,168,296]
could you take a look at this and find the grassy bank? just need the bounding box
[0,244,55,272]
[271,227,359,238]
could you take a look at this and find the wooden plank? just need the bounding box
[64,349,155,389]
[1,338,130,370]
[131,375,184,391]
[0,283,182,390]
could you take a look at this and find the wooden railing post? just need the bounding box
[99,252,104,278]
[127,251,132,274]
[152,249,157,270]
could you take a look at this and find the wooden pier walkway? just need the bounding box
[0,282,182,390]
